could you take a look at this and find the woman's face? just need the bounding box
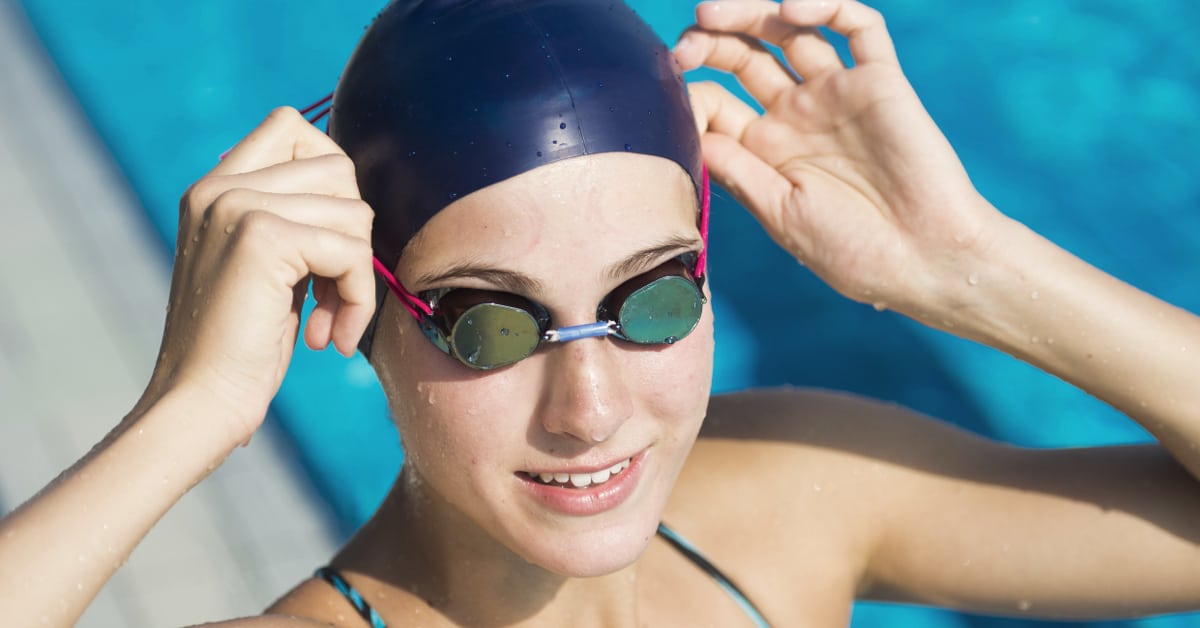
[371,152,714,577]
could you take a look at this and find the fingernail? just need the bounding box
[673,34,694,53]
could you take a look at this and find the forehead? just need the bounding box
[398,152,698,278]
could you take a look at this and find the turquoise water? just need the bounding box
[18,0,1200,626]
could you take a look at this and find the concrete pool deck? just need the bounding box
[0,0,339,625]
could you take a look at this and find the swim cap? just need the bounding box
[330,0,703,357]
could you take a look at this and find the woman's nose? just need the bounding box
[536,337,634,443]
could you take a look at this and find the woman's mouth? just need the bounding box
[524,458,632,489]
[517,453,646,516]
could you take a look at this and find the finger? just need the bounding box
[304,277,341,351]
[693,0,845,79]
[193,190,372,247]
[688,81,761,142]
[186,151,363,228]
[674,28,797,108]
[700,132,796,248]
[235,212,375,356]
[213,153,361,201]
[301,236,374,358]
[780,0,898,67]
[212,107,346,177]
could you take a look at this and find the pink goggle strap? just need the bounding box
[695,164,710,279]
[299,92,333,125]
[373,257,432,319]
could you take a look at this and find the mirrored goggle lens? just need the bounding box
[616,275,704,344]
[449,303,542,369]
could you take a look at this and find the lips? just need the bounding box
[517,451,647,516]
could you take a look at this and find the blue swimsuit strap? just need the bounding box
[313,567,387,628]
[314,524,769,627]
[656,523,771,627]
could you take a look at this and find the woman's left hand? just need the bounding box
[675,0,1004,316]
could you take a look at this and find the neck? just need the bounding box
[337,466,642,627]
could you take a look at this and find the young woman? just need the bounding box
[3,0,1199,626]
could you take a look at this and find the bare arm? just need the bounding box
[676,0,1200,617]
[699,389,1200,620]
[0,108,374,627]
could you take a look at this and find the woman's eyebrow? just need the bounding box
[605,235,703,281]
[414,265,544,295]
[414,235,701,293]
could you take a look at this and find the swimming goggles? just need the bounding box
[373,252,707,370]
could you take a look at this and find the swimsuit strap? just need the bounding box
[314,567,387,628]
[656,523,771,627]
[315,525,769,628]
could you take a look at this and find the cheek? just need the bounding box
[376,315,510,475]
[633,313,715,429]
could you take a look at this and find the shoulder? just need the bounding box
[260,578,355,627]
[662,388,1003,613]
[190,613,332,627]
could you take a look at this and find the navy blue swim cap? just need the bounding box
[330,0,702,357]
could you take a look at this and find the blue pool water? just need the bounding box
[18,0,1200,626]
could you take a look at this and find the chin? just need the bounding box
[516,517,660,578]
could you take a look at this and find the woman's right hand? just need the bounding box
[144,107,375,448]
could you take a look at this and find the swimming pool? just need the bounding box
[18,0,1200,625]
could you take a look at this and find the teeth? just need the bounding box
[530,458,631,489]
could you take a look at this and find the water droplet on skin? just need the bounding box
[872,302,887,312]
[181,246,189,257]
[812,483,822,492]
[966,273,979,286]
[191,309,199,320]
[191,234,200,243]
[1029,290,1039,300]
[1017,600,1032,612]
[1046,338,1055,345]
[1030,336,1039,344]
[194,287,203,296]
[224,224,234,235]
[137,428,144,435]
